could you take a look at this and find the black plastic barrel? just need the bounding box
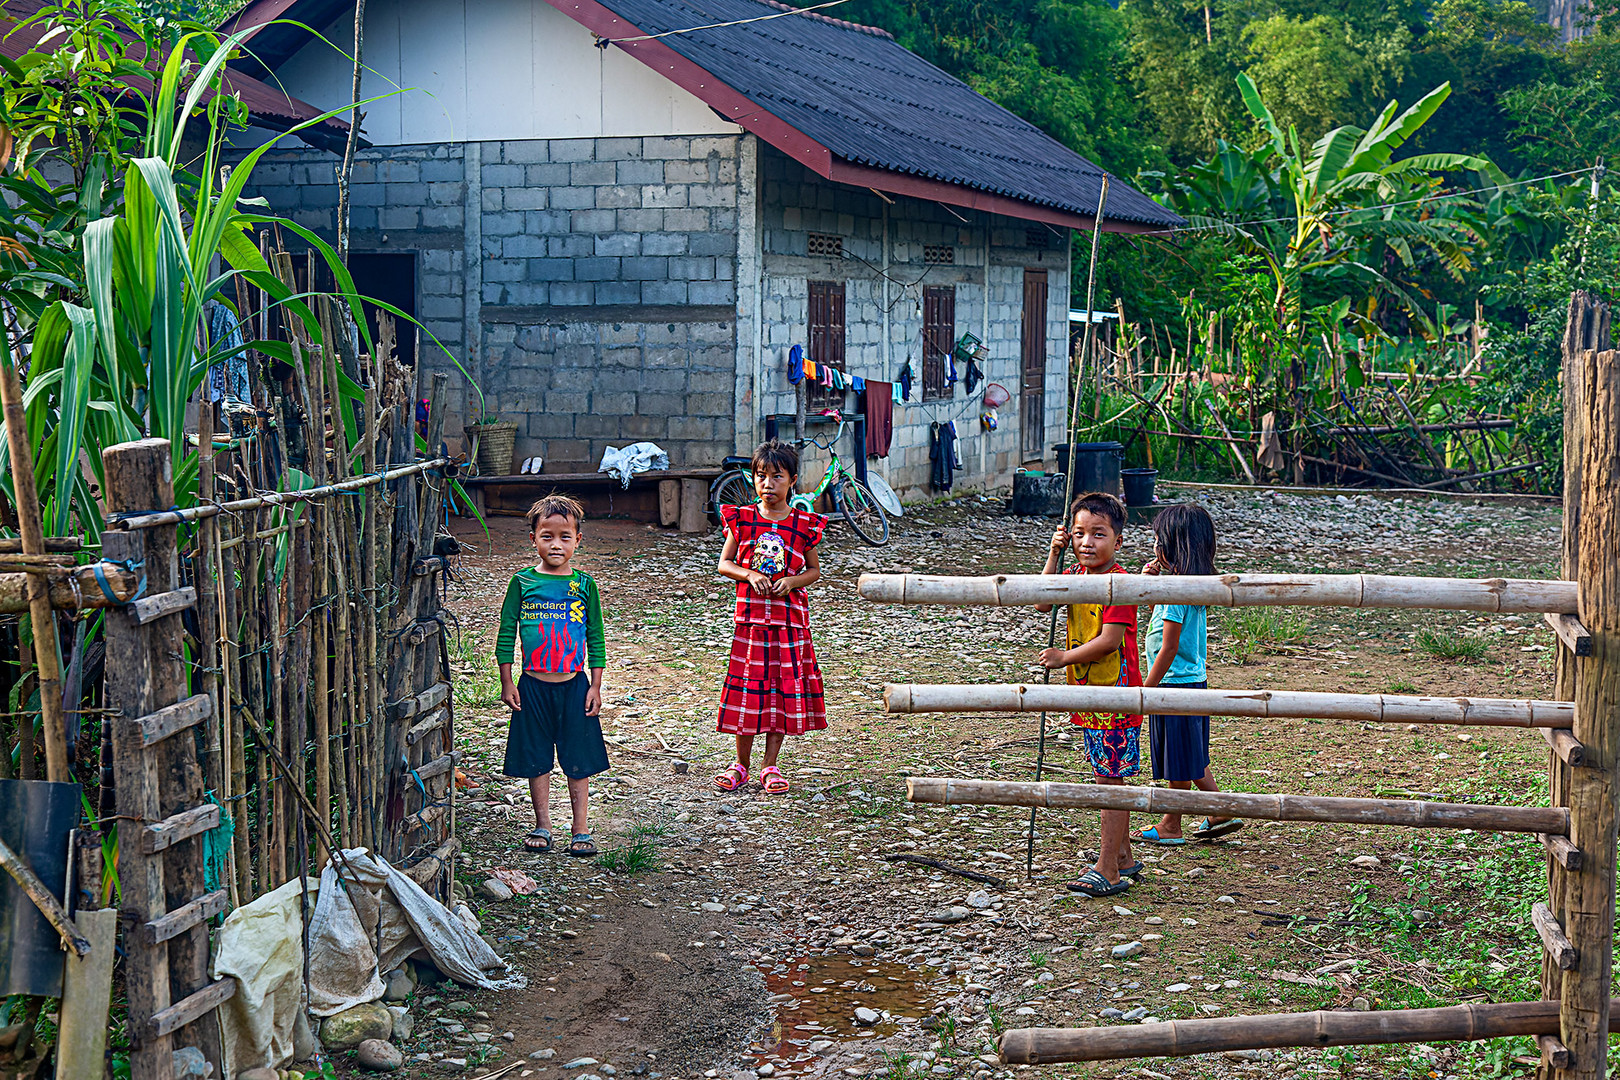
[1121,467,1159,507]
[1052,442,1123,497]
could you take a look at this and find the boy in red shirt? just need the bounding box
[1036,491,1143,897]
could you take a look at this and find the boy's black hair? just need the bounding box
[751,438,799,479]
[526,493,586,530]
[1152,503,1217,576]
[1068,491,1127,537]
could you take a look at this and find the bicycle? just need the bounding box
[708,415,891,546]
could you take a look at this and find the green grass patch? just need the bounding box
[595,838,660,874]
[1414,627,1490,662]
[1221,608,1310,663]
[450,633,505,709]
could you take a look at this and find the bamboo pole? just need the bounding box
[998,999,1620,1064]
[0,564,142,613]
[905,777,1568,835]
[1559,342,1620,1079]
[0,356,70,780]
[106,458,451,531]
[856,572,1578,614]
[884,684,1573,729]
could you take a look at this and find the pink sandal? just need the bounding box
[713,762,748,791]
[761,766,790,795]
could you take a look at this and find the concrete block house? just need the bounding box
[224,0,1180,498]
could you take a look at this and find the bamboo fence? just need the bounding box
[864,292,1620,1077]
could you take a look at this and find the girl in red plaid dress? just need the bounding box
[713,440,827,794]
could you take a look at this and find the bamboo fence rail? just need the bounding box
[905,778,1569,835]
[857,572,1578,613]
[883,684,1574,728]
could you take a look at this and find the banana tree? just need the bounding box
[1193,75,1507,340]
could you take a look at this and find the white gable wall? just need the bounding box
[268,0,742,144]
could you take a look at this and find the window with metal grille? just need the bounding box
[921,285,956,402]
[808,233,843,258]
[807,280,846,407]
[923,245,955,265]
[1025,226,1051,250]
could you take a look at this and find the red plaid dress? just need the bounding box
[716,504,828,736]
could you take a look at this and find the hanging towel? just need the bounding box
[948,420,962,469]
[930,421,957,491]
[851,375,866,393]
[830,368,845,390]
[788,344,806,384]
[891,380,902,404]
[864,381,894,457]
[805,358,819,382]
[898,362,913,401]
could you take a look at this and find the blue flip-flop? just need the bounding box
[1136,826,1187,846]
[1119,861,1146,879]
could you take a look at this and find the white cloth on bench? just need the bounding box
[598,442,670,487]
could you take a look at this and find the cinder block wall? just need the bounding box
[240,135,742,469]
[754,147,1071,498]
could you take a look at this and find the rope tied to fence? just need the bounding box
[93,556,145,606]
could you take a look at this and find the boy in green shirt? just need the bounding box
[497,494,607,856]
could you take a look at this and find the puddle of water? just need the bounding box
[749,955,938,1074]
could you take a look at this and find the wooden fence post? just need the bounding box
[1545,291,1610,1073]
[1558,328,1619,1078]
[104,439,231,1080]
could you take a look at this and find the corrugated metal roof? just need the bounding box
[590,0,1182,228]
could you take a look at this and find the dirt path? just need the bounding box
[373,487,1563,1080]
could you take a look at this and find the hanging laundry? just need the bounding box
[963,355,983,394]
[890,381,902,404]
[945,352,959,391]
[897,362,913,401]
[851,375,866,393]
[949,420,962,469]
[205,301,251,404]
[805,358,820,382]
[863,381,894,457]
[829,367,845,390]
[930,421,957,491]
[788,344,806,384]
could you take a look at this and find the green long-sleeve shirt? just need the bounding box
[496,567,605,675]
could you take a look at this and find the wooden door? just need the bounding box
[1020,269,1048,457]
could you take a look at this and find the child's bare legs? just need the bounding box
[528,772,593,836]
[1152,769,1222,838]
[1092,776,1134,883]
[734,732,786,773]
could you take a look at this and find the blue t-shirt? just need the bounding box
[1144,604,1207,685]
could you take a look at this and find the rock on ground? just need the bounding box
[320,1001,394,1050]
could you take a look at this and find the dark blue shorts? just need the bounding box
[1149,680,1210,783]
[505,673,609,780]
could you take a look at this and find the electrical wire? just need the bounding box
[595,0,852,47]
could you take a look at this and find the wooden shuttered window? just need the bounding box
[1021,269,1049,456]
[921,285,955,401]
[808,280,846,407]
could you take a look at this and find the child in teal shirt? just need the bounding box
[498,494,607,856]
[1137,504,1242,844]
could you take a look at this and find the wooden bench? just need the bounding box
[463,468,722,530]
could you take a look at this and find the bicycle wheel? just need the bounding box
[709,469,756,522]
[836,476,890,546]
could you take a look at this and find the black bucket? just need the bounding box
[1052,442,1122,497]
[1121,467,1159,507]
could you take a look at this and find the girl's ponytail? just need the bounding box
[1152,504,1216,577]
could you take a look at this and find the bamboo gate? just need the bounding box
[0,348,463,1077]
[860,293,1620,1077]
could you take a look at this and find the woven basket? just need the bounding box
[468,421,519,476]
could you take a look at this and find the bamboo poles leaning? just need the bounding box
[857,572,1578,614]
[884,683,1574,728]
[905,777,1569,835]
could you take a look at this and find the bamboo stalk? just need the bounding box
[196,396,223,800]
[856,572,1578,614]
[0,357,69,780]
[905,777,1568,836]
[997,999,1620,1064]
[106,458,451,531]
[884,683,1573,729]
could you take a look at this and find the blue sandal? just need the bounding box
[1066,869,1132,897]
[1136,826,1187,846]
[567,833,598,857]
[1119,861,1146,879]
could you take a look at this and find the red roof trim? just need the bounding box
[826,159,1160,235]
[542,0,1146,231]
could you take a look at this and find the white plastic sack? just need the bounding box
[598,442,669,487]
[308,849,511,1017]
[212,876,315,1077]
